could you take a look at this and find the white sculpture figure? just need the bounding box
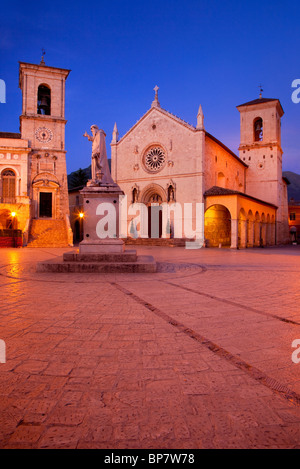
[83,125,114,185]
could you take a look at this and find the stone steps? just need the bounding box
[36,250,156,273]
[125,238,187,247]
[63,250,138,263]
[28,219,69,247]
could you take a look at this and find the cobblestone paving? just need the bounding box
[0,245,299,448]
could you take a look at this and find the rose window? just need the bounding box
[144,147,165,172]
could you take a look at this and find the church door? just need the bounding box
[147,194,163,239]
[39,192,52,218]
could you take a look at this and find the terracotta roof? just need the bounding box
[204,186,278,208]
[0,132,21,139]
[237,98,278,107]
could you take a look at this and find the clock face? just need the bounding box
[35,127,53,143]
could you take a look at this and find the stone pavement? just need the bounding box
[0,245,299,449]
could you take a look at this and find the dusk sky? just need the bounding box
[1,0,300,174]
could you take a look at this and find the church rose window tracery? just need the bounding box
[143,146,166,173]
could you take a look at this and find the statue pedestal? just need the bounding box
[79,182,125,254]
[36,180,157,273]
[35,126,157,274]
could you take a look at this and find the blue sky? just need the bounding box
[1,0,300,174]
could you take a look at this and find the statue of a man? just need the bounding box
[83,125,114,185]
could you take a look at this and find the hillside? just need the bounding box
[68,160,112,190]
[67,166,91,190]
[283,171,300,202]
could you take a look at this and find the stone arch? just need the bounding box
[140,183,167,205]
[254,117,263,142]
[32,172,60,219]
[37,83,51,115]
[205,204,231,247]
[0,208,17,230]
[140,183,167,239]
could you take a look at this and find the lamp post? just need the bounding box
[79,212,84,242]
[10,212,17,247]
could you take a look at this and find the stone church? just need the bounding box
[0,58,290,249]
[110,87,290,248]
[0,58,72,247]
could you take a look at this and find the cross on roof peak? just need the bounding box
[152,85,160,108]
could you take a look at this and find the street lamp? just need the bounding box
[10,212,17,247]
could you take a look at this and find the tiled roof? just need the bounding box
[237,98,278,107]
[0,132,21,139]
[204,186,278,208]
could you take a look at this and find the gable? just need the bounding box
[117,106,196,146]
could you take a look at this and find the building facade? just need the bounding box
[0,59,72,247]
[110,89,289,248]
[288,200,300,244]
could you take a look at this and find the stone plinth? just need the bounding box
[79,239,125,254]
[36,249,156,273]
[79,182,124,254]
[36,181,157,273]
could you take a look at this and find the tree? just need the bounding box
[68,167,90,189]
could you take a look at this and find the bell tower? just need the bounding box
[237,96,289,244]
[18,57,72,246]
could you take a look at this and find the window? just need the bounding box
[143,146,166,173]
[254,117,263,142]
[290,213,296,221]
[1,169,16,203]
[37,85,51,115]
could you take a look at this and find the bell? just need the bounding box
[39,96,48,109]
[255,122,261,131]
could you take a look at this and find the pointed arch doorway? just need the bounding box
[141,184,167,239]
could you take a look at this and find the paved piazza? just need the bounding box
[0,245,299,449]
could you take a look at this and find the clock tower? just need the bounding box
[19,58,72,246]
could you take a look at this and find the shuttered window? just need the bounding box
[1,170,16,203]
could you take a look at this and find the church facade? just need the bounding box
[0,59,72,247]
[111,88,289,248]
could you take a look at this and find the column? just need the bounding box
[230,218,239,249]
